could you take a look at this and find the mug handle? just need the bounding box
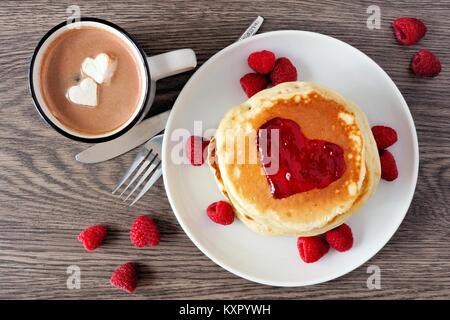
[147,49,197,81]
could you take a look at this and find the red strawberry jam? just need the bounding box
[257,117,346,199]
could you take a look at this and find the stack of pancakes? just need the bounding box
[208,82,381,236]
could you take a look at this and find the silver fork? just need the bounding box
[112,134,163,206]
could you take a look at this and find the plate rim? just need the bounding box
[161,30,419,287]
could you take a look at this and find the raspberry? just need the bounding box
[110,262,138,293]
[411,50,442,77]
[206,201,235,225]
[297,236,329,263]
[77,225,107,252]
[270,57,298,86]
[325,224,353,252]
[392,17,427,45]
[379,150,398,181]
[186,135,209,166]
[240,73,268,97]
[371,125,398,150]
[248,50,276,74]
[130,215,160,248]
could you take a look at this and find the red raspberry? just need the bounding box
[110,262,138,293]
[186,135,209,166]
[130,215,160,248]
[392,17,427,45]
[371,125,398,150]
[325,224,353,252]
[77,225,107,252]
[248,50,276,74]
[411,50,442,77]
[240,73,268,97]
[297,236,329,263]
[379,150,398,181]
[270,57,298,86]
[206,201,235,225]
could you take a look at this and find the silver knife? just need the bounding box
[75,110,170,163]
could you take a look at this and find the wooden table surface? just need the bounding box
[0,0,449,299]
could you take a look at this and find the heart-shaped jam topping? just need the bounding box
[257,117,346,199]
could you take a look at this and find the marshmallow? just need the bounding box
[81,53,117,84]
[66,78,98,107]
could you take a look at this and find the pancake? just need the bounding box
[208,82,381,236]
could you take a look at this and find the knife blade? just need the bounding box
[75,110,170,163]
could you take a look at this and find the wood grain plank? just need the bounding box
[0,0,449,299]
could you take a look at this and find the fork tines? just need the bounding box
[112,148,162,206]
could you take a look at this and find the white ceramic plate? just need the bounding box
[162,30,419,287]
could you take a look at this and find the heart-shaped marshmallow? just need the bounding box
[81,53,116,84]
[66,78,98,107]
[258,117,346,199]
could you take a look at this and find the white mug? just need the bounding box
[29,17,197,142]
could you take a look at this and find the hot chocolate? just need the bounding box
[39,26,143,135]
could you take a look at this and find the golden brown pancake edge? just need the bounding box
[208,82,381,236]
